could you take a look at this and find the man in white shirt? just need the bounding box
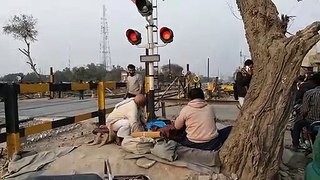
[106,94,146,145]
[125,64,143,99]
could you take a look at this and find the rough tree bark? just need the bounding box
[220,0,320,179]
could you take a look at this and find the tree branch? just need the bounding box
[236,0,286,39]
[293,21,320,57]
[18,48,28,56]
[226,1,242,21]
[23,49,28,55]
[296,21,320,39]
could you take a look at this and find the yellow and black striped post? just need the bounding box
[97,82,106,125]
[145,63,156,120]
[49,67,54,99]
[5,84,20,158]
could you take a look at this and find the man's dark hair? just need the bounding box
[189,88,205,100]
[244,59,253,66]
[127,64,135,69]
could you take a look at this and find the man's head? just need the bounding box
[189,88,205,100]
[134,94,146,107]
[244,59,254,68]
[311,72,320,86]
[127,64,136,77]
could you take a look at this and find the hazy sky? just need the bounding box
[0,0,319,77]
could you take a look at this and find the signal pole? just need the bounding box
[145,15,156,120]
[207,57,210,83]
[128,0,174,121]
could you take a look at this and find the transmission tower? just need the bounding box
[100,4,112,71]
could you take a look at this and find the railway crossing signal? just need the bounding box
[126,29,142,45]
[128,0,174,120]
[135,0,153,17]
[159,27,174,43]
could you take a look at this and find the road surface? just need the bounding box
[0,97,123,125]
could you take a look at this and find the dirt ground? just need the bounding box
[0,104,309,179]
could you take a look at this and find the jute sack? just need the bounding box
[121,136,155,155]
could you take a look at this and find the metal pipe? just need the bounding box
[98,82,106,125]
[154,77,179,107]
[207,58,210,83]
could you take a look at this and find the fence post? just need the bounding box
[5,84,20,158]
[49,67,54,99]
[98,82,106,125]
[161,101,166,118]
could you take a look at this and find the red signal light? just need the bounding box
[126,29,142,45]
[160,27,174,43]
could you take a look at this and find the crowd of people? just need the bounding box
[101,64,232,151]
[287,72,320,151]
[233,59,320,152]
[101,61,320,154]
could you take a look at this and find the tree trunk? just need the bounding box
[220,0,320,179]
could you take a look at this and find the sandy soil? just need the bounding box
[0,104,308,179]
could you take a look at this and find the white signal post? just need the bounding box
[131,0,172,120]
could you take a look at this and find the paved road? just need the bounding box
[0,97,123,124]
[0,97,239,126]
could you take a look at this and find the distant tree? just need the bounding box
[161,64,183,78]
[0,73,24,82]
[86,63,106,81]
[54,68,73,82]
[3,14,41,81]
[105,65,124,81]
[23,73,48,82]
[72,66,88,81]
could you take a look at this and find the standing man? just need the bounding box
[233,66,241,101]
[124,64,143,99]
[79,80,85,100]
[235,59,254,106]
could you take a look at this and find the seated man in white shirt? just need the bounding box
[106,94,146,145]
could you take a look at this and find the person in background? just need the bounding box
[124,64,143,99]
[235,59,253,106]
[294,72,317,105]
[289,73,320,151]
[233,66,241,101]
[79,80,84,100]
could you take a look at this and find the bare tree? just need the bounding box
[219,1,320,179]
[3,14,41,81]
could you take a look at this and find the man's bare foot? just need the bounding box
[87,133,102,146]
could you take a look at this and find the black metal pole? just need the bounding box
[161,102,166,118]
[49,67,54,99]
[145,62,155,120]
[186,64,190,98]
[169,59,171,79]
[5,84,20,157]
[207,58,210,83]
